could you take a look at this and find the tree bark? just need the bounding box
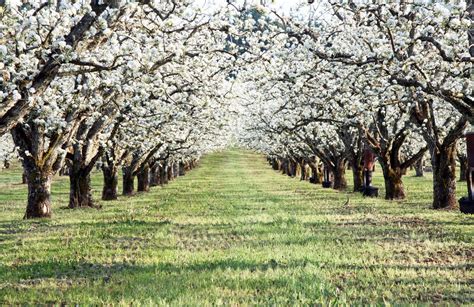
[22,171,28,184]
[415,157,424,177]
[102,164,118,201]
[308,161,322,184]
[149,163,160,187]
[11,124,61,219]
[271,159,279,170]
[289,159,297,177]
[179,162,186,176]
[459,154,467,182]
[137,164,150,192]
[281,159,288,175]
[432,144,457,209]
[160,163,169,185]
[300,160,307,181]
[167,164,174,181]
[59,163,70,176]
[351,160,364,192]
[173,163,179,179]
[69,170,94,208]
[122,166,135,196]
[381,166,406,200]
[332,160,347,191]
[25,169,52,218]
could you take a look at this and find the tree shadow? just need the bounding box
[0,257,471,304]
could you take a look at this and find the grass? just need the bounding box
[0,149,472,305]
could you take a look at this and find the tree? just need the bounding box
[0,0,125,135]
[8,0,239,218]
[0,133,15,169]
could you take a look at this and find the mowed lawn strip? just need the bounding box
[0,149,472,305]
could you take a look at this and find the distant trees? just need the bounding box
[0,1,471,216]
[0,134,15,169]
[1,0,238,218]
[235,1,472,209]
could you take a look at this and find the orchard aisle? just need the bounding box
[0,150,472,305]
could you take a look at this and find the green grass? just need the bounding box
[0,149,472,305]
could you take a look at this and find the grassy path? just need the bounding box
[0,150,472,304]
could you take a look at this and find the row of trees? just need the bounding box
[235,1,473,209]
[0,0,242,218]
[0,1,472,216]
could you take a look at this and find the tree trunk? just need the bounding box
[25,169,52,218]
[137,164,150,192]
[300,160,307,181]
[173,163,178,179]
[281,159,288,175]
[59,164,70,176]
[179,162,186,176]
[167,164,174,181]
[69,170,94,208]
[432,144,457,209]
[22,171,28,184]
[161,164,169,185]
[382,166,406,200]
[332,160,347,191]
[308,161,322,184]
[102,165,118,200]
[271,159,279,170]
[289,160,297,177]
[415,157,424,177]
[122,166,135,196]
[352,161,364,192]
[459,154,467,182]
[149,164,160,187]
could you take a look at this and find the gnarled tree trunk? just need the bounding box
[332,160,347,191]
[179,162,186,176]
[415,157,424,177]
[160,164,169,186]
[25,169,52,218]
[59,163,70,176]
[122,166,135,196]
[381,166,406,200]
[299,159,307,181]
[102,164,118,200]
[69,169,94,208]
[137,164,150,192]
[308,161,322,184]
[458,154,467,182]
[173,163,179,179]
[149,163,160,187]
[22,171,28,184]
[281,159,288,175]
[351,160,364,192]
[167,164,174,181]
[271,159,279,170]
[290,160,297,177]
[432,144,457,209]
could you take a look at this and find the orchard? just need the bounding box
[0,0,472,304]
